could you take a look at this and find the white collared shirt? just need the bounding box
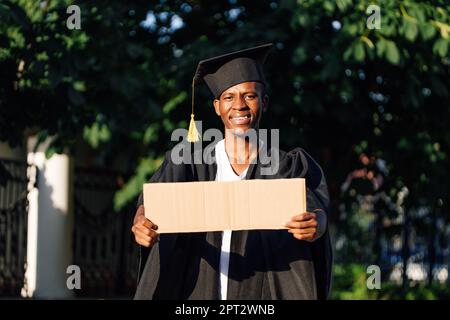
[214,139,248,300]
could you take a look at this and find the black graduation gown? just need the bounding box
[133,141,333,300]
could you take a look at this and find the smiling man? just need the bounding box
[132,44,333,300]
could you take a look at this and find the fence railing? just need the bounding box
[0,159,29,297]
[1,159,139,298]
[73,167,138,298]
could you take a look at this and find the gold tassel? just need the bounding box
[187,113,200,142]
[187,79,200,143]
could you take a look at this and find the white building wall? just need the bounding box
[23,136,75,298]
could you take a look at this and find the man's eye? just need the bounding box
[224,96,232,100]
[246,95,256,100]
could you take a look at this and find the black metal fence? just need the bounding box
[0,159,139,298]
[73,167,138,298]
[0,159,29,297]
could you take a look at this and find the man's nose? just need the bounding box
[232,95,247,110]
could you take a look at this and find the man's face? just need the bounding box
[213,81,268,136]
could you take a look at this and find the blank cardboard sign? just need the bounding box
[143,178,306,233]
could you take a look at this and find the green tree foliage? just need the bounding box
[331,263,450,299]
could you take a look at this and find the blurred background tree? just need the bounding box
[1,0,449,299]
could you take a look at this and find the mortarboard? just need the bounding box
[187,43,273,142]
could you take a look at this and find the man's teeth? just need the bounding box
[232,115,250,119]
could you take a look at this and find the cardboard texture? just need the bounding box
[143,178,306,233]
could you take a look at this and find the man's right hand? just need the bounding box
[131,205,159,248]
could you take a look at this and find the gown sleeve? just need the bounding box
[285,148,333,299]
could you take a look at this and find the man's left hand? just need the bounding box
[285,212,319,242]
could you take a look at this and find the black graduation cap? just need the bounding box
[187,43,273,142]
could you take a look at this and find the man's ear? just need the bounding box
[262,94,269,113]
[213,99,221,116]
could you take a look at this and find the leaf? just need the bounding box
[98,123,111,141]
[323,1,335,14]
[143,124,160,144]
[414,6,425,23]
[83,121,111,149]
[353,41,365,62]
[336,0,350,12]
[420,23,436,41]
[83,123,100,148]
[343,46,353,61]
[376,39,386,58]
[434,21,450,39]
[345,24,358,36]
[297,14,309,27]
[45,146,56,159]
[360,36,374,49]
[73,81,86,92]
[380,22,396,37]
[432,38,448,58]
[385,41,400,65]
[404,20,418,42]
